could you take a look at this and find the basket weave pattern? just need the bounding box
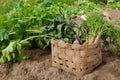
[51,39,102,76]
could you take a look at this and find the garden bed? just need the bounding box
[0,48,120,80]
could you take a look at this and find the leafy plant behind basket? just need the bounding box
[44,10,87,44]
[46,11,120,45]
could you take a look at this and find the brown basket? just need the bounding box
[51,39,102,77]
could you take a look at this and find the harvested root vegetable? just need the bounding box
[94,36,100,44]
[88,37,95,45]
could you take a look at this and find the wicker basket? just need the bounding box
[51,39,102,77]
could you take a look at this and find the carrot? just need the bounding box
[88,37,95,45]
[94,36,100,44]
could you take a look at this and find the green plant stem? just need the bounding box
[25,30,42,33]
[8,32,16,35]
[19,35,56,44]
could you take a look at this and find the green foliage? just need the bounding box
[107,1,120,9]
[43,0,75,4]
[0,0,17,14]
[0,29,9,41]
[81,12,110,42]
[106,26,120,47]
[0,41,29,63]
[89,0,120,4]
[44,16,75,43]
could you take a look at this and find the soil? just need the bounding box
[0,47,120,80]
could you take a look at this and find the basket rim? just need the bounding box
[51,39,101,50]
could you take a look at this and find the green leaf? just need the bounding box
[11,53,15,59]
[43,0,52,4]
[20,41,32,47]
[6,52,11,61]
[0,29,9,41]
[57,24,65,38]
[0,56,7,63]
[2,41,16,54]
[0,41,16,63]
[17,43,22,54]
[16,53,29,61]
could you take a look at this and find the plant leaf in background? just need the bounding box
[0,41,16,63]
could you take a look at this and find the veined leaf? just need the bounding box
[17,43,22,54]
[0,29,9,41]
[0,41,28,63]
[2,41,17,54]
[20,40,32,47]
